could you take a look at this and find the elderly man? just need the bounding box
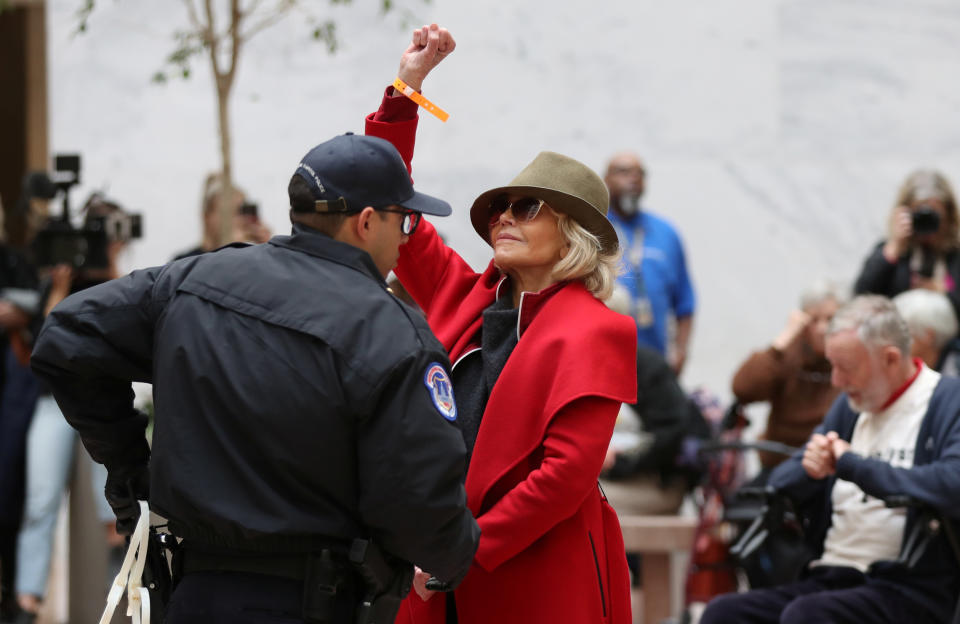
[701,295,960,624]
[604,152,695,374]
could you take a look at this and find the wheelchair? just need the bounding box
[711,488,960,624]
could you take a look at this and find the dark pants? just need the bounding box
[699,566,925,624]
[166,571,308,623]
[166,569,366,624]
[0,345,39,615]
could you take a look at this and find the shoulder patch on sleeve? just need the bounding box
[423,362,457,422]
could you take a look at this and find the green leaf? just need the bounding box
[151,72,167,84]
[72,0,96,36]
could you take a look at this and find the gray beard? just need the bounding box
[616,194,642,217]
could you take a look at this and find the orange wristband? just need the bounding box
[393,77,450,122]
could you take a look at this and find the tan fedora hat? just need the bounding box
[469,151,619,254]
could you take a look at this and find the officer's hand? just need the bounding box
[397,23,455,92]
[104,464,149,535]
[412,566,437,602]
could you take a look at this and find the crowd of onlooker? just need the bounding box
[0,174,273,623]
[1,156,960,623]
[599,163,960,623]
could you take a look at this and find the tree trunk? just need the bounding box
[216,78,234,247]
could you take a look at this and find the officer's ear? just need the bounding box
[352,207,378,243]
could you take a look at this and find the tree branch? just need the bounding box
[241,0,297,42]
[226,0,241,87]
[241,0,265,19]
[203,0,222,80]
[183,0,203,32]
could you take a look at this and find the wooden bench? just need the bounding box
[619,515,698,624]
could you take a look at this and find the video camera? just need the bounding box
[25,154,143,269]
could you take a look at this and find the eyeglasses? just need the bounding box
[487,195,546,228]
[378,207,422,236]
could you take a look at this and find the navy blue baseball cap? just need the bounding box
[293,133,451,217]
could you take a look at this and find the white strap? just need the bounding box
[100,500,152,624]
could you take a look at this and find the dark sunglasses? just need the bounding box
[487,195,546,227]
[378,207,422,236]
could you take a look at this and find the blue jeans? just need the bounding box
[15,395,113,598]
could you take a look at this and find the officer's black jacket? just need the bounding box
[30,224,479,584]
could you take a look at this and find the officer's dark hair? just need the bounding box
[288,174,349,237]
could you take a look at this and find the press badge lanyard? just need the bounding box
[626,222,654,329]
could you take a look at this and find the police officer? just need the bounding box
[29,133,480,623]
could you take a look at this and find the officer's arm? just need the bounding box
[355,350,479,587]
[30,266,167,472]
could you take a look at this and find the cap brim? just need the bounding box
[399,190,452,217]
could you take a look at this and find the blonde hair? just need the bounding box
[888,169,959,253]
[551,210,620,300]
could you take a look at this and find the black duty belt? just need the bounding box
[181,548,315,582]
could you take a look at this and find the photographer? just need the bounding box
[172,172,271,260]
[14,194,133,623]
[854,170,960,320]
[0,195,42,623]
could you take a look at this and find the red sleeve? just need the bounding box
[367,85,479,313]
[472,396,619,572]
[365,86,420,176]
[394,219,478,317]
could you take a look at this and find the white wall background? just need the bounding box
[46,0,960,421]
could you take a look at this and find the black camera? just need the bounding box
[912,205,941,236]
[238,201,259,218]
[25,154,143,269]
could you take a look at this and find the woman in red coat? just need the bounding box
[367,25,637,624]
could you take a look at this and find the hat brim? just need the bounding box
[470,185,619,254]
[399,190,452,217]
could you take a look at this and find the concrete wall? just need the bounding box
[45,0,960,413]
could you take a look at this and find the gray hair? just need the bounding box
[893,289,959,352]
[827,295,912,355]
[799,279,846,311]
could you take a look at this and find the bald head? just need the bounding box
[605,151,646,209]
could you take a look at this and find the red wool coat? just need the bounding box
[367,102,638,624]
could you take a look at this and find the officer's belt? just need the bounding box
[181,546,350,582]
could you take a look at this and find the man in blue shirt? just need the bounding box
[605,152,696,374]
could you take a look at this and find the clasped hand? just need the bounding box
[801,431,851,480]
[397,23,456,92]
